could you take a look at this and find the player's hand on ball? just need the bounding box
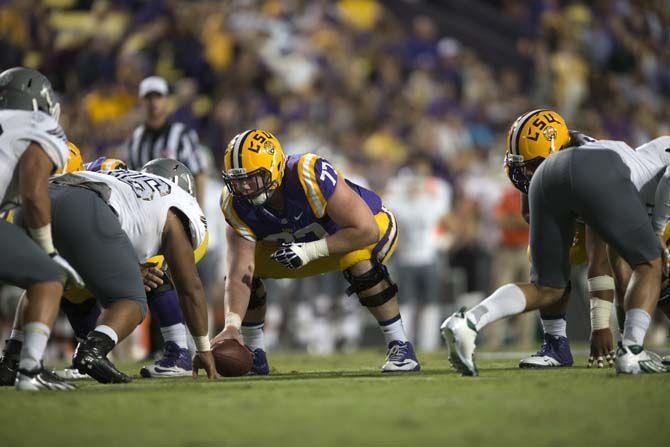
[51,252,85,289]
[212,325,243,348]
[192,351,218,379]
[588,328,614,368]
[270,243,308,269]
[140,264,164,291]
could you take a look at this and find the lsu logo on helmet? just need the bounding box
[504,109,569,193]
[222,129,285,205]
[56,142,85,174]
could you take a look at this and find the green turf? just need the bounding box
[0,350,668,447]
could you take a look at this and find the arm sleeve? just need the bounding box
[297,154,339,218]
[177,128,204,175]
[219,191,256,241]
[652,165,670,234]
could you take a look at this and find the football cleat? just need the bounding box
[0,339,21,386]
[441,308,478,376]
[663,355,670,367]
[73,331,131,384]
[615,343,667,375]
[519,334,573,368]
[248,348,270,376]
[381,341,420,372]
[55,365,90,380]
[15,367,76,391]
[139,342,193,378]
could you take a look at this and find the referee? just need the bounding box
[126,76,205,205]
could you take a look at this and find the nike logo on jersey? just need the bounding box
[293,212,303,221]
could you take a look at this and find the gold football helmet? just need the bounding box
[222,129,285,205]
[57,142,85,174]
[504,109,570,193]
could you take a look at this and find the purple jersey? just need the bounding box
[221,153,382,243]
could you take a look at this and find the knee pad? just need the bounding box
[248,277,267,310]
[343,261,398,307]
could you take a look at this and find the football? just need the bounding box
[211,339,253,377]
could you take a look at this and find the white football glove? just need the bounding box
[50,253,85,289]
[270,240,329,270]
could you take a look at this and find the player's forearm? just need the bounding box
[326,224,379,255]
[224,277,251,326]
[21,180,52,229]
[176,282,209,337]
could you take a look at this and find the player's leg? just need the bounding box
[0,219,75,390]
[442,152,574,376]
[519,282,573,368]
[140,278,192,378]
[240,278,269,375]
[47,185,147,383]
[57,297,99,379]
[572,149,664,374]
[607,245,632,334]
[344,259,420,372]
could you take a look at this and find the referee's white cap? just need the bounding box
[139,76,168,98]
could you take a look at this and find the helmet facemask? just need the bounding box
[223,167,278,205]
[504,153,545,194]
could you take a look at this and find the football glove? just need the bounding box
[270,240,329,270]
[271,243,310,269]
[50,252,85,289]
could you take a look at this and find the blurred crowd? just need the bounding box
[1,0,669,354]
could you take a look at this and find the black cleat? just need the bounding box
[73,331,131,384]
[16,366,77,391]
[0,339,21,386]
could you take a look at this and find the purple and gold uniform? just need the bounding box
[221,153,398,278]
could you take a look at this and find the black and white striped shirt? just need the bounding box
[126,122,203,174]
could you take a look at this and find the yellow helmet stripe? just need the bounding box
[231,129,254,170]
[297,154,326,217]
[510,108,547,157]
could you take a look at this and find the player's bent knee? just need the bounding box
[343,261,398,307]
[536,285,566,307]
[248,277,267,310]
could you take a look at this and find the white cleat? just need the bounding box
[440,308,478,376]
[615,343,667,375]
[55,367,90,380]
[16,367,77,391]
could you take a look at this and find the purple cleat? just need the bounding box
[519,334,574,368]
[140,341,192,378]
[248,348,270,376]
[382,340,421,372]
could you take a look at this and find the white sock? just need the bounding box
[160,323,188,349]
[18,322,50,371]
[465,284,527,331]
[541,317,567,338]
[9,329,24,342]
[94,325,119,345]
[379,315,409,345]
[622,309,651,347]
[241,322,265,351]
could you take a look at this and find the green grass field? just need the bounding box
[0,350,668,447]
